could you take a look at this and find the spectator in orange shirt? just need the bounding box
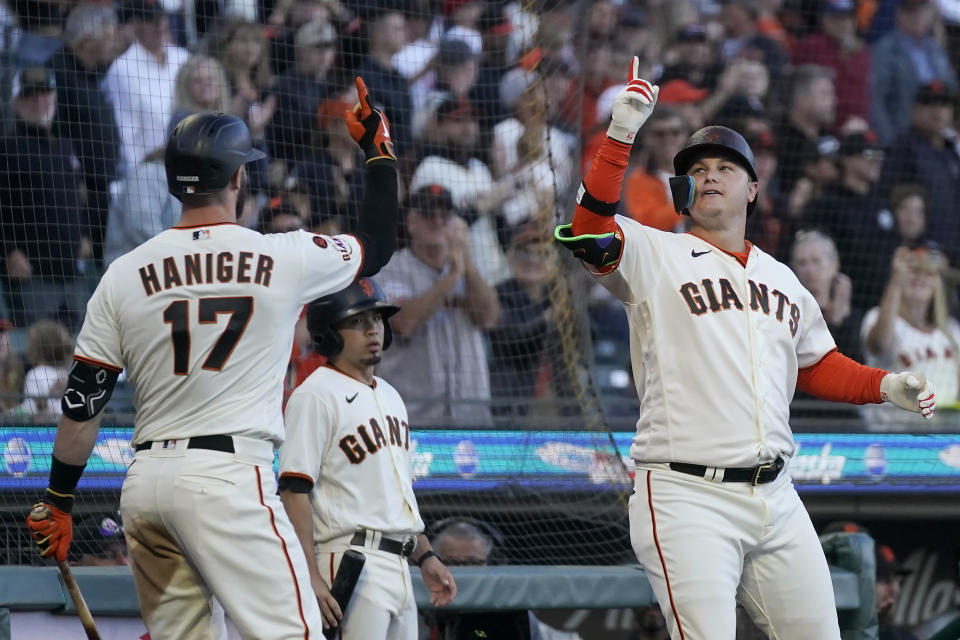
[622,107,689,231]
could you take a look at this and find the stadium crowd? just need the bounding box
[0,0,959,430]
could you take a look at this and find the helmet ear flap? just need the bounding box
[382,319,394,351]
[313,326,344,358]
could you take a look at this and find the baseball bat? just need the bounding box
[29,505,103,640]
[323,549,366,640]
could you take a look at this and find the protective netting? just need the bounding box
[1,0,960,568]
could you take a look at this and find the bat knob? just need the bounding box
[30,504,52,521]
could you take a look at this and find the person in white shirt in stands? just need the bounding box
[104,0,189,176]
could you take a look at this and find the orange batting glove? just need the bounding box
[344,76,396,163]
[26,493,74,562]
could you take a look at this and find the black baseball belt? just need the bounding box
[350,528,416,557]
[669,456,785,485]
[134,434,235,453]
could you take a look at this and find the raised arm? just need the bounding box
[343,76,400,277]
[555,56,659,273]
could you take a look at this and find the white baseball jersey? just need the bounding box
[861,307,960,425]
[74,222,362,445]
[279,365,424,541]
[599,216,835,468]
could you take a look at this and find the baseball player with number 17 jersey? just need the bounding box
[555,57,936,640]
[26,78,401,640]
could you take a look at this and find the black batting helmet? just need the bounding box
[306,278,400,358]
[673,125,759,215]
[165,111,266,200]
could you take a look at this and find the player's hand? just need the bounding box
[26,500,74,562]
[880,371,936,418]
[419,555,457,607]
[310,574,342,629]
[607,56,659,145]
[344,76,396,162]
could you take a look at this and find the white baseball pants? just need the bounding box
[119,438,324,639]
[629,465,841,640]
[316,547,418,640]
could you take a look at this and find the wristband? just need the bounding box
[416,550,441,568]
[576,183,619,216]
[48,455,85,496]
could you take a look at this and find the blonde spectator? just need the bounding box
[861,244,960,429]
[168,54,231,134]
[209,18,277,142]
[20,320,73,418]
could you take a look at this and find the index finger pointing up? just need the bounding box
[354,76,370,114]
[629,56,639,82]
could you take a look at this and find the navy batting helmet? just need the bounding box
[165,111,265,200]
[306,278,400,358]
[672,125,759,215]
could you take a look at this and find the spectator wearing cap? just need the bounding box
[412,38,478,141]
[776,64,837,195]
[876,545,920,640]
[411,96,514,284]
[803,132,888,309]
[469,3,515,126]
[257,195,305,234]
[0,66,89,331]
[104,0,188,176]
[103,145,181,266]
[357,5,413,152]
[870,0,958,144]
[786,134,840,220]
[49,3,123,262]
[659,25,724,93]
[268,20,336,165]
[621,107,689,232]
[879,82,960,262]
[443,0,483,56]
[375,184,499,426]
[862,243,960,430]
[488,224,573,421]
[792,0,871,131]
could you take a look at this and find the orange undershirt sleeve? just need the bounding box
[571,138,632,237]
[796,349,887,405]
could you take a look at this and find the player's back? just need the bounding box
[84,223,362,445]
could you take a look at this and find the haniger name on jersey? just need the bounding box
[340,415,409,464]
[138,251,276,296]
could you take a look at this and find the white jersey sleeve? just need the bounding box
[279,388,335,483]
[265,230,364,305]
[74,266,124,371]
[793,283,837,367]
[594,216,667,304]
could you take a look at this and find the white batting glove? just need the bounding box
[607,56,659,145]
[880,372,936,419]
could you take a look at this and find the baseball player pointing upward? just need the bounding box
[26,78,400,639]
[279,278,456,639]
[556,57,936,640]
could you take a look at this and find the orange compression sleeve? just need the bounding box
[571,138,632,237]
[796,349,887,405]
